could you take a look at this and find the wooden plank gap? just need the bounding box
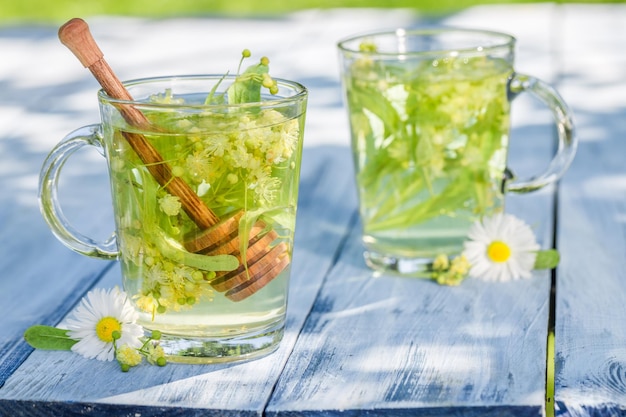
[545,5,568,416]
[0,399,231,417]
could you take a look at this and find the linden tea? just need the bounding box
[40,73,308,363]
[338,29,576,276]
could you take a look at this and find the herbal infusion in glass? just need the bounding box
[39,52,307,363]
[339,30,513,274]
[103,67,306,360]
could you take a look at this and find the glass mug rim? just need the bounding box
[97,74,309,110]
[337,27,516,58]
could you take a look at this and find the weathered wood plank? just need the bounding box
[0,130,115,389]
[554,5,626,416]
[267,225,552,416]
[0,22,121,390]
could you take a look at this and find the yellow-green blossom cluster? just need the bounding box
[172,109,300,208]
[116,344,142,369]
[119,229,216,316]
[159,194,181,216]
[431,254,471,286]
[115,331,167,372]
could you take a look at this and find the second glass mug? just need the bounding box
[39,75,308,363]
[338,28,577,276]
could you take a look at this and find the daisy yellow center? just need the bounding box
[487,241,511,263]
[95,316,122,343]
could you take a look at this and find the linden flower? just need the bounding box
[463,213,540,282]
[159,194,182,216]
[116,344,143,369]
[65,288,144,361]
[145,343,167,366]
[254,175,281,203]
[204,134,229,157]
[185,153,212,181]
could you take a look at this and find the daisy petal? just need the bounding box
[66,288,144,361]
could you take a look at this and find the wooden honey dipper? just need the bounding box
[58,18,290,302]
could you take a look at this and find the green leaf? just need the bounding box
[182,253,239,272]
[227,63,269,105]
[204,72,229,105]
[153,231,239,272]
[534,249,560,270]
[348,85,402,140]
[24,325,77,351]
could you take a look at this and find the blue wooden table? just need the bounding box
[1,5,625,416]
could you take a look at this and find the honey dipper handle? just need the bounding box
[58,18,219,229]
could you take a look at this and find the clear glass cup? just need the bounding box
[39,75,308,363]
[338,28,576,276]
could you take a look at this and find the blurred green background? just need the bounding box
[2,0,624,24]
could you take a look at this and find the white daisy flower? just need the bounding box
[65,288,144,361]
[462,213,540,282]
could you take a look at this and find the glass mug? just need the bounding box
[338,28,576,275]
[39,75,308,363]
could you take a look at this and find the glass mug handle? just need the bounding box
[39,124,118,260]
[505,73,577,193]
